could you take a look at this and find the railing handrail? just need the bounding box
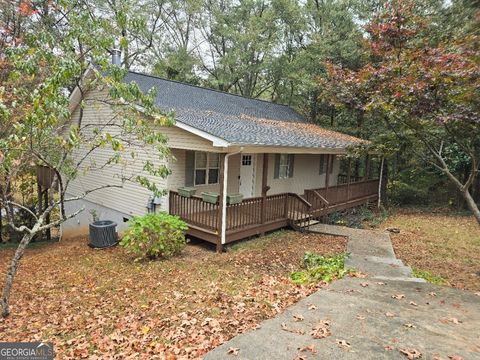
[308,178,379,192]
[288,193,312,208]
[312,190,329,206]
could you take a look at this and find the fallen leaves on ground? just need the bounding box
[385,211,480,291]
[298,344,316,354]
[335,339,351,350]
[439,317,462,325]
[281,322,305,335]
[400,348,423,359]
[293,314,304,322]
[0,231,346,359]
[310,320,331,339]
[226,347,239,356]
[293,356,306,360]
[350,271,368,278]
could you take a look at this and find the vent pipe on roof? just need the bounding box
[112,49,121,66]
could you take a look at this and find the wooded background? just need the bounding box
[1,0,479,212]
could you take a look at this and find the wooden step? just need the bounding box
[295,219,320,228]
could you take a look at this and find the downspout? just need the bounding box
[378,157,385,209]
[221,147,244,245]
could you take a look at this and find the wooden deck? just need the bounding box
[169,179,379,246]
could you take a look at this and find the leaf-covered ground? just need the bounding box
[384,209,480,291]
[0,230,346,359]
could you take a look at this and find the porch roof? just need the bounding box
[124,71,366,150]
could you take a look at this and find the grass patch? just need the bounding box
[412,268,447,285]
[384,208,480,290]
[290,252,351,285]
[0,237,59,250]
[227,229,289,251]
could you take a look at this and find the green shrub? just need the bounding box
[290,252,351,285]
[389,180,430,205]
[120,212,188,260]
[412,268,447,285]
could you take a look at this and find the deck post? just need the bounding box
[217,153,226,252]
[325,154,330,199]
[346,157,351,202]
[378,157,384,209]
[260,153,269,235]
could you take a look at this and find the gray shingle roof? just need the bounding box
[124,71,364,149]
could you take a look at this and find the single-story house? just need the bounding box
[62,67,380,250]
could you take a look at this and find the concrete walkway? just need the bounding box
[205,225,480,360]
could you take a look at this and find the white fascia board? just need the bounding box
[226,145,347,155]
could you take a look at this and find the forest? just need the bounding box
[1,0,479,220]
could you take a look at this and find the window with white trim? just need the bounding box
[242,155,252,166]
[319,154,334,175]
[278,154,291,179]
[195,152,219,185]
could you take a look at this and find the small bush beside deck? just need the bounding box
[120,212,188,260]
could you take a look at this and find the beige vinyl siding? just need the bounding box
[253,154,340,196]
[67,87,219,216]
[67,89,171,216]
[159,126,219,152]
[167,149,240,194]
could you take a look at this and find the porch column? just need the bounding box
[217,153,226,252]
[260,153,269,231]
[325,154,331,198]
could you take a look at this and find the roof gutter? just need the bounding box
[221,147,244,246]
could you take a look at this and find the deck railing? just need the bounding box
[337,174,362,185]
[169,179,379,238]
[169,192,219,231]
[227,196,263,230]
[306,179,379,210]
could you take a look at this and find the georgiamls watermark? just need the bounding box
[0,343,53,360]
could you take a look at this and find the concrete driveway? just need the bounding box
[205,225,480,359]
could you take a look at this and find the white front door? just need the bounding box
[239,154,256,198]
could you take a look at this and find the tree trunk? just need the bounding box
[462,188,480,225]
[0,203,3,243]
[1,232,34,317]
[473,176,480,203]
[442,164,480,225]
[309,89,319,123]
